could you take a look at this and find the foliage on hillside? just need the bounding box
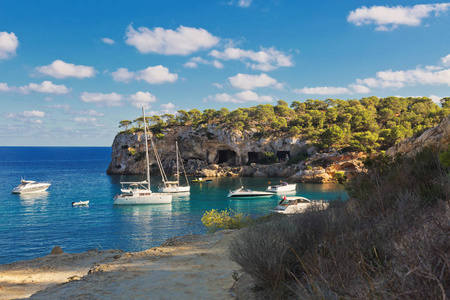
[229,148,449,299]
[119,96,449,153]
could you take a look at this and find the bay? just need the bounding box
[0,147,347,264]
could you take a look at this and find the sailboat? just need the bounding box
[113,108,172,205]
[158,141,190,193]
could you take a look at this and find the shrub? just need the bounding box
[155,133,164,139]
[333,171,347,184]
[201,209,251,233]
[260,152,278,164]
[286,152,308,166]
[229,148,449,299]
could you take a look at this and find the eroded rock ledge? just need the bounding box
[106,125,366,183]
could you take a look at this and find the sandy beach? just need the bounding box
[0,230,239,300]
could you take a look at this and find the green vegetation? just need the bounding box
[228,148,449,299]
[259,152,278,164]
[201,209,252,233]
[119,96,448,153]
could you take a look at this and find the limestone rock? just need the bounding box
[386,114,450,157]
[50,246,64,255]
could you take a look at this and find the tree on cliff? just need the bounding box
[119,120,132,131]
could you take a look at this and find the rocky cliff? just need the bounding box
[386,114,450,156]
[106,125,366,183]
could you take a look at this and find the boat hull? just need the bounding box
[72,201,89,206]
[158,186,191,193]
[113,193,172,205]
[266,184,296,193]
[12,183,51,194]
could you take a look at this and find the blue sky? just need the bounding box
[0,0,449,146]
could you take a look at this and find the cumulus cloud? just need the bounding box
[183,56,224,69]
[160,102,177,114]
[19,81,70,94]
[125,25,219,55]
[294,86,351,95]
[80,92,123,107]
[111,65,178,84]
[102,37,115,44]
[128,91,157,109]
[0,83,11,92]
[349,84,371,94]
[4,110,47,123]
[77,109,104,116]
[209,47,293,71]
[35,60,96,79]
[441,54,450,66]
[228,73,283,90]
[429,95,443,104]
[348,3,450,31]
[0,31,19,60]
[22,110,46,117]
[208,90,273,103]
[72,117,97,123]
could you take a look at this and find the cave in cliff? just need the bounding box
[277,151,291,162]
[247,152,260,163]
[218,149,236,165]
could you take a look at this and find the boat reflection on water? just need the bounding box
[19,191,49,205]
[113,203,173,216]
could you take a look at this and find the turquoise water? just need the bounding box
[0,147,347,264]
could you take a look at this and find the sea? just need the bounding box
[0,147,347,265]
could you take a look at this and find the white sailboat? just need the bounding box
[158,141,190,193]
[113,108,172,205]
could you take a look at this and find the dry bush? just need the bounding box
[229,148,450,299]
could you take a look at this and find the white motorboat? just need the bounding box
[227,186,274,198]
[113,108,172,205]
[12,179,51,194]
[266,181,296,193]
[72,200,89,206]
[270,196,329,214]
[158,141,190,194]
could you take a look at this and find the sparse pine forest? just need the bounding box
[119,96,450,153]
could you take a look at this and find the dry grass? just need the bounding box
[229,149,450,299]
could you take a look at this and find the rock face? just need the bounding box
[106,125,309,178]
[386,114,450,156]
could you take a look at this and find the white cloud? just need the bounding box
[294,86,351,95]
[160,102,177,114]
[0,31,19,60]
[183,56,224,69]
[20,81,70,94]
[136,65,178,84]
[35,60,96,79]
[128,91,157,109]
[348,4,450,31]
[429,95,443,104]
[72,117,97,123]
[209,47,293,71]
[228,73,283,90]
[0,83,11,91]
[49,104,71,111]
[77,109,104,116]
[111,65,178,84]
[161,102,175,110]
[238,0,252,8]
[349,84,371,94]
[209,90,274,103]
[102,37,115,44]
[441,54,450,66]
[111,68,135,83]
[22,110,46,117]
[213,83,224,88]
[80,92,123,107]
[125,25,219,55]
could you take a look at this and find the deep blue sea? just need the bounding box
[0,147,347,264]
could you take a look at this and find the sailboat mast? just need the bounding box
[176,141,180,184]
[142,107,151,191]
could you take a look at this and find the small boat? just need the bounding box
[12,179,51,194]
[266,181,296,193]
[191,178,212,183]
[72,200,89,206]
[159,141,191,194]
[270,196,328,214]
[227,186,274,198]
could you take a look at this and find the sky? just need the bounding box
[0,0,449,146]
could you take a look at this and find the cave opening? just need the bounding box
[218,149,236,164]
[247,152,259,163]
[277,151,291,162]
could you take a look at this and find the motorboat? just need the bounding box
[12,179,51,194]
[227,186,274,198]
[270,196,329,214]
[158,141,190,193]
[72,200,89,206]
[266,181,296,193]
[191,178,212,183]
[113,108,172,205]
